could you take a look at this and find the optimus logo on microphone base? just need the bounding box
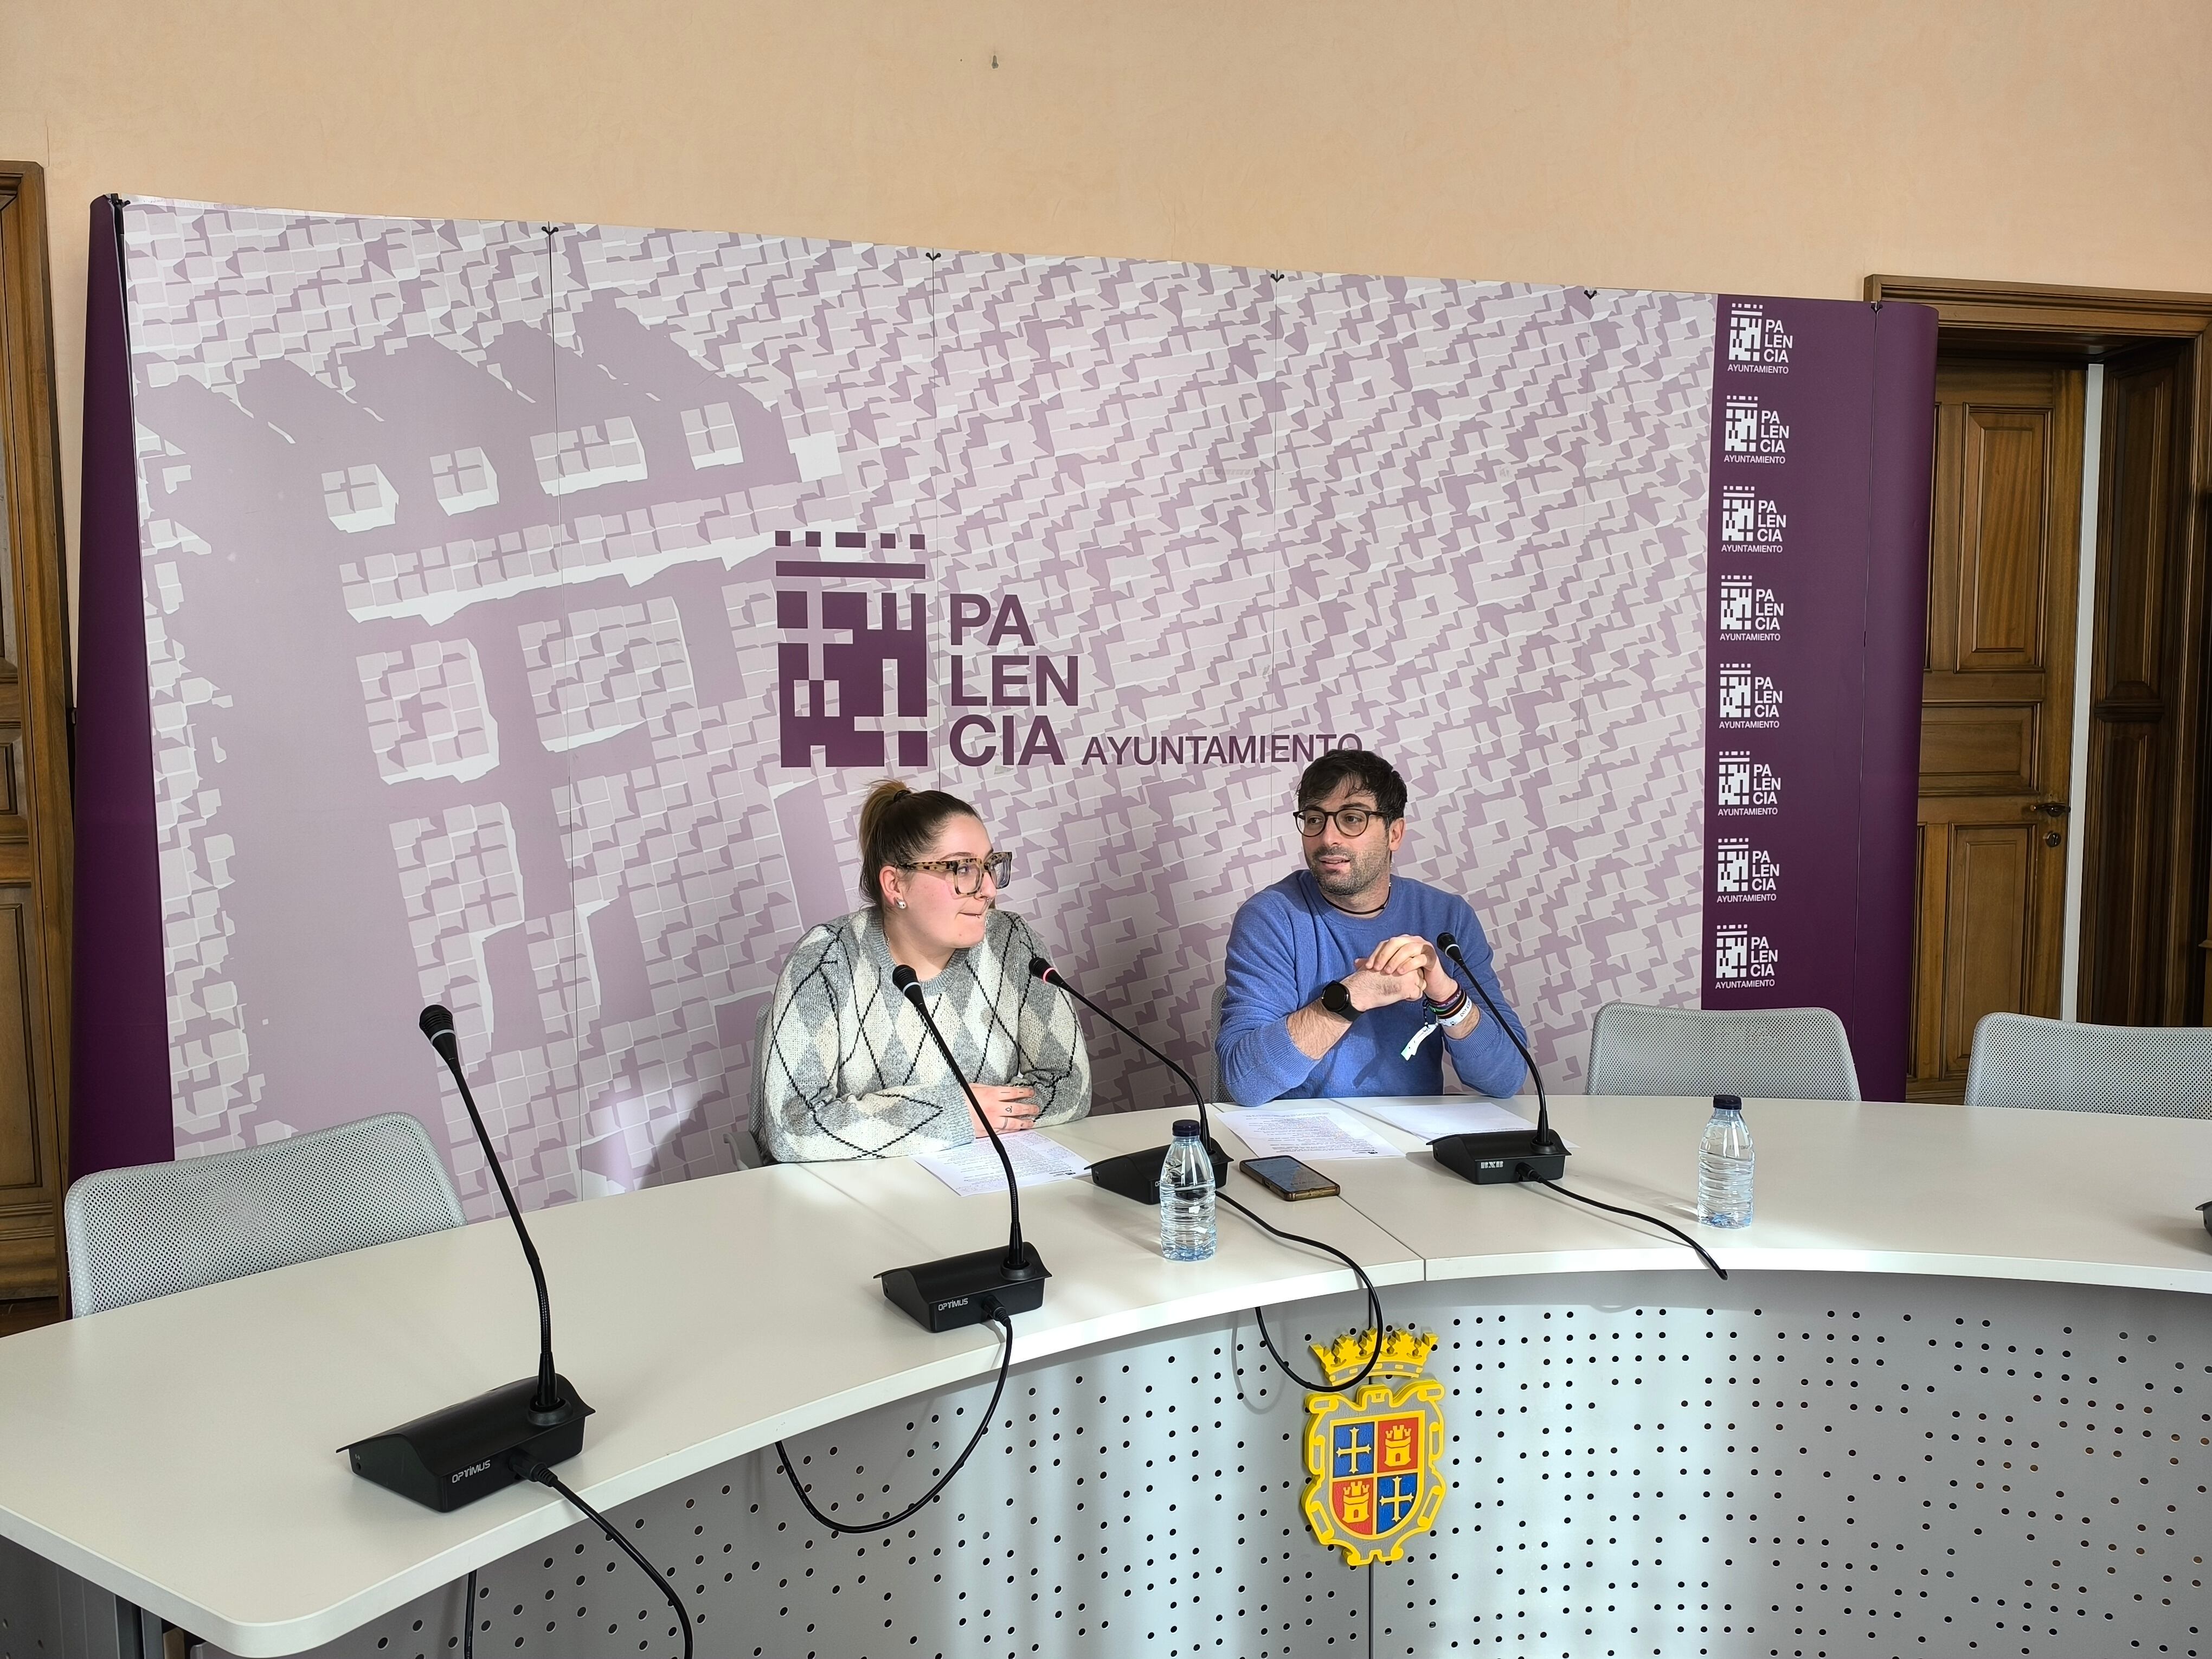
[771,529,1360,772]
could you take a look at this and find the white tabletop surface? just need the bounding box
[1304,1094,2212,1293]
[0,1095,2207,1654]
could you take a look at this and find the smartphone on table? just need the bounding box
[1240,1156,1342,1201]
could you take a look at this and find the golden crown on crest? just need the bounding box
[1309,1326,1438,1388]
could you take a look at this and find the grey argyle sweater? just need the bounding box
[757,906,1092,1163]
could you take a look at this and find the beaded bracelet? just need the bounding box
[1423,988,1470,1023]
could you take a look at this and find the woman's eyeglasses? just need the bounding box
[1292,806,1377,838]
[901,852,1014,896]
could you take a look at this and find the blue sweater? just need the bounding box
[1217,871,1529,1105]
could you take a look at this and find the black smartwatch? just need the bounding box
[1320,980,1358,1021]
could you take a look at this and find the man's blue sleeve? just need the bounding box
[1216,897,1316,1106]
[1440,904,1529,1099]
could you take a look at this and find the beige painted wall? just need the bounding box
[6,0,2209,623]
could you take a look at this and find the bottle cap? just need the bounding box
[1172,1119,1203,1139]
[1713,1094,1743,1111]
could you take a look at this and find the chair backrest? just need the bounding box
[748,1002,778,1164]
[65,1111,465,1316]
[1963,1012,2212,1117]
[1585,1002,1860,1101]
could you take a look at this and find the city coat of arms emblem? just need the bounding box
[1301,1327,1448,1566]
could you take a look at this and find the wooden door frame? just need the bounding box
[0,163,73,1301]
[1867,274,2212,1026]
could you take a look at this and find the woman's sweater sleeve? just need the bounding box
[1006,914,1091,1126]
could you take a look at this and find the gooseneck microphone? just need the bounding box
[874,963,1051,1332]
[427,1003,562,1417]
[1425,937,1725,1279]
[1028,955,1231,1202]
[1427,931,1567,1184]
[343,1004,593,1512]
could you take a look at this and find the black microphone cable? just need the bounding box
[508,1457,695,1659]
[1217,1189,1388,1394]
[1432,935,1726,1282]
[775,1299,1016,1536]
[1529,1178,1727,1279]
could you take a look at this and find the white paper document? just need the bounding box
[914,1134,1095,1197]
[1225,1108,1405,1161]
[1331,1096,1576,1149]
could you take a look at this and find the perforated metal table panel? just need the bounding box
[167,1269,2207,1659]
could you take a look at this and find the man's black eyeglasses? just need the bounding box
[1293,807,1381,838]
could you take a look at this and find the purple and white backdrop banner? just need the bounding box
[71,198,1934,1217]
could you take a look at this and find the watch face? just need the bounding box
[1322,980,1355,1019]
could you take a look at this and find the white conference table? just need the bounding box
[0,1095,2205,1658]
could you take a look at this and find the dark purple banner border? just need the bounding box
[70,196,171,1181]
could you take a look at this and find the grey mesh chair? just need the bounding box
[748,1001,778,1165]
[64,1111,464,1316]
[1964,1013,2212,1118]
[1586,1002,1860,1101]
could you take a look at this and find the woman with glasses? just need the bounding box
[755,779,1091,1162]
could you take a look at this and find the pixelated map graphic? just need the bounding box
[123,202,1710,1216]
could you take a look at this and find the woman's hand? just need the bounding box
[969,1083,1039,1136]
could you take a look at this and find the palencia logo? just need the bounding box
[1712,924,1778,987]
[772,527,1358,772]
[1715,837,1780,902]
[1721,396,1789,464]
[1715,749,1781,816]
[770,530,1071,769]
[1718,575,1783,638]
[1725,302,1793,374]
[1716,663,1783,728]
[1719,485,1787,549]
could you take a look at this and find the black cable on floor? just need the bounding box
[514,1460,695,1659]
[1531,1176,1728,1279]
[775,1300,1015,1536]
[1218,1190,1387,1394]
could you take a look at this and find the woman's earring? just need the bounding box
[896,898,907,910]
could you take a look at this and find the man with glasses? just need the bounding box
[1216,750,1528,1105]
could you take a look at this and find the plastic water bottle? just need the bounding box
[1159,1119,1217,1262]
[1697,1094,1754,1229]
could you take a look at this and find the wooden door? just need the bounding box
[2078,345,2194,1026]
[1909,360,2086,1102]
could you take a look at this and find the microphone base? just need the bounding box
[1430,1129,1570,1186]
[1088,1139,1233,1205]
[880,1242,1050,1332]
[345,1375,593,1512]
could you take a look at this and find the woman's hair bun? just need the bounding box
[857,778,913,852]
